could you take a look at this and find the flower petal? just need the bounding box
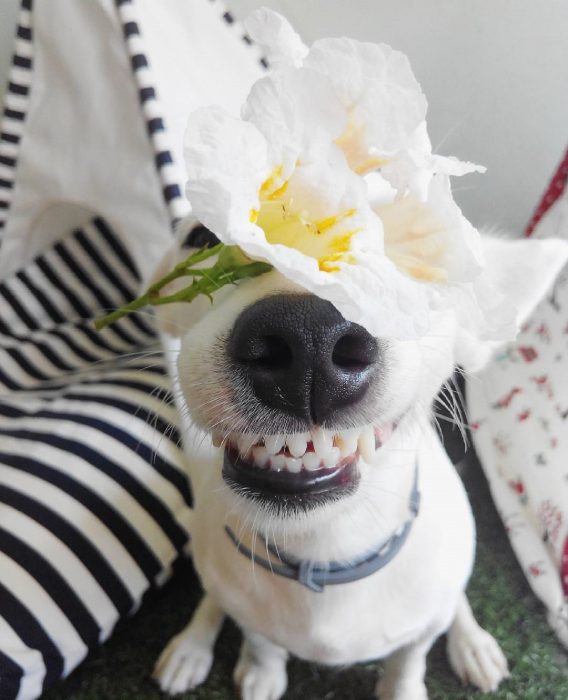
[244,7,308,69]
[305,38,427,171]
[243,67,346,170]
[181,12,494,343]
[432,154,486,178]
[184,106,269,236]
[424,173,484,283]
[365,171,397,209]
[381,122,486,200]
[284,146,373,223]
[222,220,430,339]
[375,173,483,285]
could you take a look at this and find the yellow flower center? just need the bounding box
[252,168,358,273]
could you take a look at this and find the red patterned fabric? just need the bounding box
[468,146,568,647]
[525,148,568,237]
[562,536,568,597]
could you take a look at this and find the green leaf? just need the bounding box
[94,243,272,330]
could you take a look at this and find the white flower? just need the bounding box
[246,8,484,199]
[373,173,516,339]
[184,81,430,339]
[181,8,508,341]
[244,7,307,69]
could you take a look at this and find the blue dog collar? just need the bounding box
[225,464,420,593]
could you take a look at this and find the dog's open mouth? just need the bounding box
[220,423,395,502]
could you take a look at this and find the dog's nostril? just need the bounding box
[332,333,378,371]
[242,335,293,370]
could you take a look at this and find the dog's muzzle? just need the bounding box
[229,294,379,426]
[218,294,393,507]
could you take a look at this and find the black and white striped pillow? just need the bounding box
[0,218,192,700]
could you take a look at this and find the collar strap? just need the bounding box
[225,463,420,593]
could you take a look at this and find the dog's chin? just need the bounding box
[218,421,398,517]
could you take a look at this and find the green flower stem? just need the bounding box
[94,244,272,330]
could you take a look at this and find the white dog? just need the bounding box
[151,218,565,700]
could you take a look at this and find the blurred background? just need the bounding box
[1,0,567,234]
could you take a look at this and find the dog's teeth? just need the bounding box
[312,428,333,457]
[270,454,286,471]
[358,427,376,463]
[265,434,285,455]
[285,456,302,473]
[287,433,309,458]
[323,447,341,469]
[212,433,223,448]
[237,434,257,456]
[336,430,359,457]
[252,446,269,468]
[303,452,321,471]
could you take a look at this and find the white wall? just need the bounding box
[1,0,567,233]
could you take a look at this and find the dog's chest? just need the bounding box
[188,432,475,666]
[191,498,472,665]
[194,531,428,663]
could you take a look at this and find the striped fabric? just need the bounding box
[114,0,268,226]
[0,2,269,696]
[0,0,34,236]
[0,217,192,700]
[216,2,270,70]
[115,0,188,224]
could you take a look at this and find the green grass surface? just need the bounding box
[45,456,568,700]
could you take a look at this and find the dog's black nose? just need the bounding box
[229,294,379,424]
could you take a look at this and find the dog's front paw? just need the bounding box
[153,633,214,695]
[376,677,428,700]
[234,656,288,700]
[446,625,509,693]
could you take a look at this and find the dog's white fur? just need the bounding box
[152,219,566,699]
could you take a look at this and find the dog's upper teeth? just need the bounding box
[265,434,285,455]
[237,433,258,456]
[252,445,269,468]
[336,429,359,458]
[224,422,395,473]
[212,432,223,448]
[312,428,333,457]
[358,427,376,464]
[287,432,309,458]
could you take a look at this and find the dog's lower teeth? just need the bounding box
[303,452,321,471]
[323,447,341,469]
[270,454,287,471]
[286,456,302,473]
